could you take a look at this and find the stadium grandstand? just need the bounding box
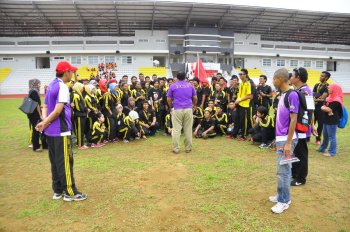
[0,0,349,94]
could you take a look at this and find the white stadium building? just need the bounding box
[0,0,349,94]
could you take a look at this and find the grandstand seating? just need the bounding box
[139,67,166,77]
[329,72,350,93]
[76,66,98,80]
[0,69,54,94]
[0,67,11,83]
[116,67,137,80]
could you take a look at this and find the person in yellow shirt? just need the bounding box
[231,68,252,140]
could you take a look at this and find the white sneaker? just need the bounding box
[52,193,63,200]
[269,195,291,204]
[123,139,129,143]
[271,202,290,214]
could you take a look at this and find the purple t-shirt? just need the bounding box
[44,78,72,136]
[296,85,313,138]
[167,81,196,110]
[276,90,300,141]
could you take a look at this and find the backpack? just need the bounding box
[284,89,312,133]
[338,107,348,129]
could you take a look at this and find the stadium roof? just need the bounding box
[1,0,350,45]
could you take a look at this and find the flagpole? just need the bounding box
[197,52,199,80]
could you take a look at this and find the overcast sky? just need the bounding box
[160,0,350,14]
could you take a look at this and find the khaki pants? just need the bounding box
[171,108,193,152]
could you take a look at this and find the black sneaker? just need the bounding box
[63,192,88,202]
[52,192,63,200]
[291,180,305,186]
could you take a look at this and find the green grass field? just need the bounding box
[0,98,349,232]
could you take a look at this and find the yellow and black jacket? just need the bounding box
[96,88,103,102]
[194,107,204,120]
[120,116,140,134]
[139,109,155,126]
[72,91,87,117]
[210,90,226,106]
[102,92,117,117]
[259,115,274,129]
[92,121,105,137]
[131,88,146,107]
[84,93,98,114]
[165,114,172,130]
[214,112,228,126]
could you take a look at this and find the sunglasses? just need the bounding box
[238,73,246,76]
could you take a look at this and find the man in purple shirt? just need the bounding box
[35,61,87,202]
[290,67,315,186]
[167,71,197,154]
[269,68,299,214]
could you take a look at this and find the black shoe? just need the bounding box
[291,180,305,186]
[63,192,88,202]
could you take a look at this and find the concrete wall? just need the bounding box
[0,30,349,73]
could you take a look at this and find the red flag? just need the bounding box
[194,54,208,84]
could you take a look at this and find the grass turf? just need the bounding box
[0,98,349,232]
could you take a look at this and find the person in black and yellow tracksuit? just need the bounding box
[102,83,118,142]
[120,82,131,108]
[232,69,252,140]
[115,104,125,140]
[313,71,330,144]
[143,82,151,103]
[248,106,275,148]
[210,83,227,110]
[213,104,228,135]
[90,113,107,148]
[131,81,146,109]
[165,111,173,135]
[193,106,204,129]
[72,82,88,149]
[123,97,138,116]
[206,100,216,117]
[138,101,158,136]
[118,111,141,143]
[226,101,236,135]
[257,75,272,109]
[84,84,99,141]
[226,75,239,103]
[148,80,163,128]
[193,110,216,139]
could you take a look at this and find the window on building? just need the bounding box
[1,57,14,61]
[304,60,311,68]
[234,41,244,45]
[316,60,323,69]
[53,56,65,60]
[290,59,298,67]
[262,58,271,67]
[121,56,133,64]
[71,56,82,65]
[277,59,285,67]
[88,56,99,65]
[105,56,116,63]
[119,40,134,45]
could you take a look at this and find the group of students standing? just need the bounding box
[68,73,178,149]
[27,60,345,208]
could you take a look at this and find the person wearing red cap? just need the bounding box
[35,61,87,202]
